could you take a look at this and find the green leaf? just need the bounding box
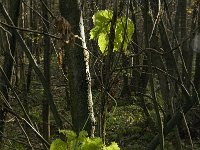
[90,26,101,40]
[90,10,112,40]
[126,18,135,42]
[78,130,88,142]
[92,10,112,26]
[103,142,120,150]
[114,17,134,51]
[59,130,77,141]
[68,139,80,150]
[50,139,67,150]
[81,137,103,150]
[90,9,135,54]
[98,33,109,53]
[50,130,120,150]
[66,130,77,141]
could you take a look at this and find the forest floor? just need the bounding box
[3,54,200,150]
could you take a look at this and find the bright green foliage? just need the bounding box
[90,10,134,54]
[103,142,120,150]
[81,137,103,150]
[50,130,120,150]
[90,10,112,53]
[59,129,77,141]
[50,139,67,150]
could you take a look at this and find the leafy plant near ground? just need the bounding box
[50,130,120,150]
[90,10,134,54]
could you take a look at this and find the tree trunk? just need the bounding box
[142,0,169,149]
[138,0,151,119]
[193,2,200,92]
[59,0,96,136]
[129,1,140,93]
[121,52,131,99]
[42,0,51,142]
[180,0,192,91]
[0,0,21,145]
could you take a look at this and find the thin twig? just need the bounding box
[16,119,34,149]
[181,110,194,150]
[38,0,55,18]
[3,107,50,147]
[0,21,59,40]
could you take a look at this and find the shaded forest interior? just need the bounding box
[1,0,200,149]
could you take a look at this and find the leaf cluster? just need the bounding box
[50,130,120,150]
[90,10,134,54]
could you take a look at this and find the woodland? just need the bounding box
[0,0,200,149]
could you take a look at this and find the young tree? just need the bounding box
[59,0,96,136]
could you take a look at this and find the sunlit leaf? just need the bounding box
[78,130,88,142]
[103,142,120,150]
[90,9,134,54]
[81,137,103,150]
[90,26,101,39]
[98,32,109,53]
[51,130,120,150]
[92,10,112,26]
[50,139,67,150]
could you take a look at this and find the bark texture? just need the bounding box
[59,0,96,136]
